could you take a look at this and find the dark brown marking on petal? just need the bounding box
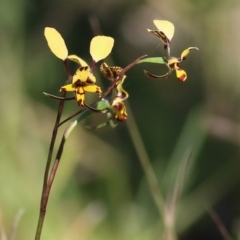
[76,87,85,95]
[79,66,88,71]
[78,99,83,106]
[86,78,95,84]
[100,63,112,79]
[149,30,170,47]
[178,74,186,82]
[73,79,82,87]
[97,87,102,93]
[100,64,123,81]
[105,68,112,78]
[120,115,127,122]
[113,102,128,122]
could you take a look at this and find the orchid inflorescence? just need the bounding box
[44,20,198,129]
[44,27,134,128]
[139,20,199,82]
[36,21,199,240]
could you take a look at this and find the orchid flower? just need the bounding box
[100,62,128,122]
[144,47,199,82]
[140,20,198,82]
[44,27,114,105]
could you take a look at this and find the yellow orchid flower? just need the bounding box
[112,102,127,122]
[60,66,101,106]
[44,27,115,106]
[62,36,113,106]
[100,62,128,121]
[144,47,199,82]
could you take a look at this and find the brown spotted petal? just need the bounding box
[147,20,174,50]
[100,62,124,82]
[144,69,172,79]
[147,29,170,48]
[113,102,127,122]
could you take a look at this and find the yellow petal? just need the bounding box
[83,84,102,94]
[112,89,128,106]
[44,27,68,60]
[113,102,127,122]
[72,66,96,84]
[153,20,175,41]
[60,83,76,92]
[90,36,114,62]
[175,66,187,82]
[167,56,180,65]
[180,47,199,61]
[75,87,85,106]
[67,55,89,67]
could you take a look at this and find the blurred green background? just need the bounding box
[1,0,240,239]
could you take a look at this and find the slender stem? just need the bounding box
[35,119,78,240]
[41,135,66,217]
[34,135,66,240]
[208,206,232,240]
[35,92,66,240]
[43,92,74,101]
[63,59,72,78]
[59,108,85,127]
[42,92,66,199]
[9,209,25,240]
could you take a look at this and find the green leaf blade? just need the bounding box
[138,57,167,65]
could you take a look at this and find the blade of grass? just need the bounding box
[164,150,192,240]
[125,101,166,224]
[207,206,232,240]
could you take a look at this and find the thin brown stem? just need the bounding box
[41,135,66,216]
[43,92,74,101]
[63,59,72,78]
[35,119,77,240]
[34,135,66,240]
[59,108,85,127]
[35,92,66,240]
